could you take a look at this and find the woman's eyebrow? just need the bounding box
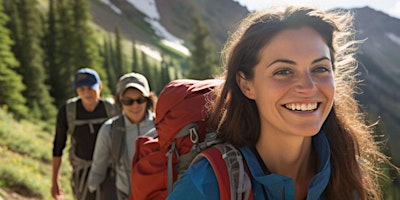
[267,56,331,67]
[267,59,296,67]
[312,56,331,64]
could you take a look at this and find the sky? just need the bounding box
[234,0,400,19]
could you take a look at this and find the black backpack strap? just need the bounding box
[110,115,126,176]
[103,97,117,117]
[66,97,80,135]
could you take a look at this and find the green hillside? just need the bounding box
[0,108,73,200]
[0,1,399,199]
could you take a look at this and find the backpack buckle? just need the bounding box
[189,127,198,144]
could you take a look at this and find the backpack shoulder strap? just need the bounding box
[66,97,80,135]
[192,143,253,200]
[103,97,116,117]
[110,115,125,175]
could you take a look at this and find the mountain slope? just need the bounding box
[89,0,248,49]
[352,7,400,163]
[88,2,400,164]
[156,0,248,46]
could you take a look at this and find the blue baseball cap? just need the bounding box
[74,68,101,90]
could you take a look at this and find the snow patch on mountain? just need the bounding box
[100,0,122,15]
[126,0,159,20]
[101,0,190,56]
[135,44,162,61]
[386,32,400,45]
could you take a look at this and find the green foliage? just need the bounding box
[0,0,28,119]
[0,114,52,162]
[4,0,57,121]
[101,27,131,94]
[159,54,171,92]
[115,26,129,76]
[187,15,220,79]
[141,50,151,80]
[44,0,110,105]
[102,35,118,94]
[132,38,139,72]
[379,161,400,200]
[0,108,73,199]
[0,149,47,198]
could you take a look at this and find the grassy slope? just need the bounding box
[0,108,73,200]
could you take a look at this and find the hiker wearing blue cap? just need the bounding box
[51,68,117,200]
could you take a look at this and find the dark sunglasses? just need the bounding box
[120,97,147,105]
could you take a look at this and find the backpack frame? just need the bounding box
[65,97,117,199]
[130,79,253,200]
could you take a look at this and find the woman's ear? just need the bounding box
[236,71,255,99]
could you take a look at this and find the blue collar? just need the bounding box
[240,130,331,199]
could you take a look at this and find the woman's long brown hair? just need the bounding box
[208,6,393,199]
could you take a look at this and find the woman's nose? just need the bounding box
[295,72,317,93]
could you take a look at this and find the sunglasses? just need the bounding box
[120,97,147,105]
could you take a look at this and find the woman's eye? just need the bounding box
[274,69,292,76]
[313,66,330,73]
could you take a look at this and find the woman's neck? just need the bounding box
[256,133,317,199]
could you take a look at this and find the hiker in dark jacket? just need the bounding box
[88,72,157,200]
[51,68,117,200]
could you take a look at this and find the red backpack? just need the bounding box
[130,79,252,200]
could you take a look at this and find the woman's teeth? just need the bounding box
[285,103,318,111]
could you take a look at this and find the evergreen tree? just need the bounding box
[187,15,219,79]
[103,35,117,93]
[150,61,160,92]
[141,51,151,84]
[132,38,139,72]
[70,0,102,68]
[160,54,171,90]
[114,26,127,76]
[0,0,28,119]
[4,0,56,120]
[53,0,75,101]
[70,0,108,95]
[45,0,109,104]
[44,0,66,106]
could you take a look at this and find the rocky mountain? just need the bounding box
[88,1,400,164]
[352,7,400,163]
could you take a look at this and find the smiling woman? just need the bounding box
[88,72,157,200]
[167,6,396,200]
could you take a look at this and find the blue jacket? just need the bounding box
[167,131,331,200]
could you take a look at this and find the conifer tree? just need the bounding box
[114,26,127,76]
[0,0,28,119]
[141,51,151,83]
[132,38,139,72]
[160,54,171,90]
[45,0,109,104]
[70,0,108,95]
[44,0,67,107]
[4,0,56,120]
[150,62,160,92]
[103,35,117,93]
[52,0,76,101]
[187,15,219,79]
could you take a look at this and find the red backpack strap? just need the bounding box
[192,143,253,200]
[201,147,231,199]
